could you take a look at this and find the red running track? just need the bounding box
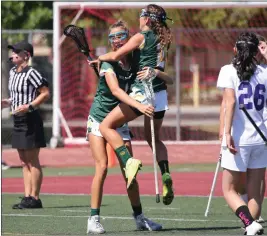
[2,172,267,197]
[2,145,221,167]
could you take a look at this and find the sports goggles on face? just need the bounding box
[108,31,128,43]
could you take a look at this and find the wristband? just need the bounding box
[28,104,35,113]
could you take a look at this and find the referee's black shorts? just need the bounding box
[12,110,46,149]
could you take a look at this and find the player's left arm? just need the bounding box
[99,33,144,62]
[105,72,152,115]
[154,69,174,84]
[219,91,226,142]
[224,88,237,154]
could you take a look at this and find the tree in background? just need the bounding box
[1,1,53,99]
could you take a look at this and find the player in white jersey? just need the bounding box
[217,32,267,235]
[236,35,267,224]
[258,36,267,128]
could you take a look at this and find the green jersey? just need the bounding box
[131,30,167,93]
[89,61,134,123]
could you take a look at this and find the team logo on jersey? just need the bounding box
[87,116,94,129]
[130,87,146,103]
[119,73,132,80]
[120,151,126,156]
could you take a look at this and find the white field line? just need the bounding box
[2,213,239,223]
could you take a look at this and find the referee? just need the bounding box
[1,41,50,209]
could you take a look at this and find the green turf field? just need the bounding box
[2,194,266,235]
[2,163,221,178]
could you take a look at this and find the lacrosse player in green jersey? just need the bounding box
[87,20,174,234]
[89,4,174,206]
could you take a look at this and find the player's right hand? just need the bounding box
[137,67,158,82]
[1,98,11,109]
[226,134,237,154]
[87,59,101,72]
[138,104,154,118]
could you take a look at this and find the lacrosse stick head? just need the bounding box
[143,67,157,83]
[63,25,90,57]
[142,80,155,106]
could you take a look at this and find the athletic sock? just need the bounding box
[158,160,170,175]
[115,145,132,166]
[132,204,142,217]
[91,208,100,216]
[235,205,254,227]
[240,194,248,204]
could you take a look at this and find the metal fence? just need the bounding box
[2,28,267,146]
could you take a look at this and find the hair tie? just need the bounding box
[160,13,173,24]
[166,17,174,24]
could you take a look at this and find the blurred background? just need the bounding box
[2,1,267,146]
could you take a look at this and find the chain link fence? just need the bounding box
[2,27,267,146]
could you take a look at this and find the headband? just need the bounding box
[236,40,257,46]
[140,9,173,24]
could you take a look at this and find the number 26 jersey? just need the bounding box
[217,64,267,146]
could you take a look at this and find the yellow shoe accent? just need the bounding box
[125,158,142,189]
[162,173,174,205]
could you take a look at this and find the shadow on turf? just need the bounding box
[45,204,107,209]
[3,165,47,169]
[159,226,241,232]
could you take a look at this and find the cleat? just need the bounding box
[125,158,142,189]
[2,162,10,170]
[133,213,162,231]
[162,173,174,205]
[12,196,42,209]
[244,221,264,235]
[12,196,31,209]
[87,215,105,234]
[28,197,43,209]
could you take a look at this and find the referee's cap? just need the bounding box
[8,41,34,57]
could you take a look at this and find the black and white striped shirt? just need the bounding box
[8,66,48,111]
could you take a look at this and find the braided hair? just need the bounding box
[232,32,259,81]
[145,4,172,56]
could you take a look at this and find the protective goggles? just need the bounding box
[108,30,128,43]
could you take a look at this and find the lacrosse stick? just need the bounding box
[240,104,267,145]
[205,153,221,217]
[63,24,99,77]
[141,68,160,203]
